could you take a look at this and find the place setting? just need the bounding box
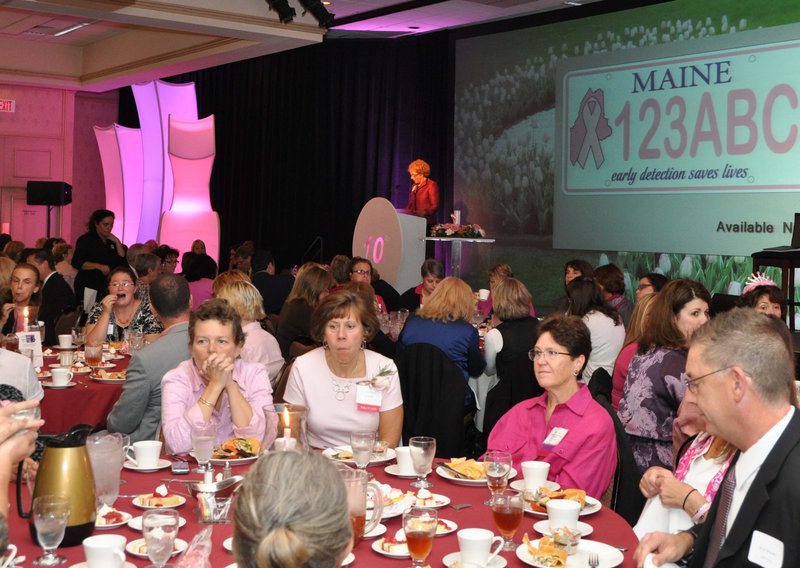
[122,440,172,472]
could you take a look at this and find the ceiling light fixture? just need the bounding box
[298,0,335,28]
[265,0,296,23]
[53,21,92,37]
[563,1,582,5]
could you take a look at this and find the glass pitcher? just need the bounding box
[340,468,383,546]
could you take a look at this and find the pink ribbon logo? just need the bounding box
[569,88,612,169]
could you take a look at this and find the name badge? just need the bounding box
[356,385,382,412]
[543,427,569,447]
[748,530,784,567]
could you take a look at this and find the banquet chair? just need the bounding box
[395,343,468,458]
[588,367,613,405]
[271,361,294,403]
[54,309,80,336]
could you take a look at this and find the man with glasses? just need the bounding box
[635,308,799,567]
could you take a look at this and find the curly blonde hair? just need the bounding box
[233,452,352,568]
[417,277,475,323]
[407,159,431,177]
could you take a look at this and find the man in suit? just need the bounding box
[634,308,799,567]
[107,274,191,442]
[26,249,76,346]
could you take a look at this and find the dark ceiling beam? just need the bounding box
[331,0,449,27]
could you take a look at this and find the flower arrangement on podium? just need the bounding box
[430,223,487,238]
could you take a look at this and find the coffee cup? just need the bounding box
[83,534,126,568]
[522,460,550,491]
[478,288,490,301]
[51,368,73,387]
[394,446,415,475]
[457,528,504,566]
[57,334,73,349]
[546,499,581,531]
[124,440,162,469]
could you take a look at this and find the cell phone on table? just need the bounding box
[171,461,190,475]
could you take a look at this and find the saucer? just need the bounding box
[384,464,418,478]
[223,537,233,551]
[69,563,136,568]
[364,523,387,539]
[123,459,171,472]
[533,519,594,537]
[443,552,507,567]
[42,381,75,389]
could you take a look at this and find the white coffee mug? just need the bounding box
[51,368,73,387]
[522,460,550,491]
[457,528,504,565]
[124,440,163,469]
[394,446,415,475]
[478,288,490,301]
[57,334,73,348]
[83,534,126,568]
[547,499,581,531]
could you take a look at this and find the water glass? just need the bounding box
[409,436,436,489]
[403,506,438,567]
[482,450,513,505]
[32,495,71,566]
[11,404,41,437]
[491,490,524,551]
[350,430,376,472]
[142,509,179,568]
[191,421,217,473]
[86,432,125,508]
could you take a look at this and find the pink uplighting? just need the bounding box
[93,125,126,242]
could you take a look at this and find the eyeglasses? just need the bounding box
[109,281,133,288]
[683,366,732,394]
[528,348,571,362]
[351,269,371,275]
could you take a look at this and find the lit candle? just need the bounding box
[22,306,29,330]
[276,407,297,451]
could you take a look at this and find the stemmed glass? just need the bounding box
[409,436,436,489]
[491,490,524,551]
[84,344,103,379]
[142,509,179,568]
[191,421,217,473]
[71,326,85,350]
[350,430,376,473]
[32,495,71,566]
[403,506,438,568]
[482,450,513,505]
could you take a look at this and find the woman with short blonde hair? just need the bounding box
[233,451,352,568]
[416,277,475,323]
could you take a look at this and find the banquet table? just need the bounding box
[38,351,129,435]
[8,453,639,567]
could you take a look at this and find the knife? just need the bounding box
[437,462,471,479]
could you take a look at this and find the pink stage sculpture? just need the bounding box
[159,114,220,271]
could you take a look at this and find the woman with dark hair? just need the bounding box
[618,278,711,472]
[555,258,594,313]
[347,257,387,313]
[185,253,218,310]
[487,315,616,497]
[567,277,624,382]
[72,209,126,300]
[636,272,669,302]
[154,245,180,274]
[276,263,334,358]
[84,265,163,346]
[399,258,444,311]
[594,263,634,326]
[738,272,783,317]
[283,290,403,448]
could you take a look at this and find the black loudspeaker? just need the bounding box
[26,181,72,206]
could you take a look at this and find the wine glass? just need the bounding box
[191,421,217,473]
[84,344,103,379]
[32,495,71,566]
[403,506,438,568]
[482,450,512,505]
[71,326,85,350]
[350,430,376,473]
[409,436,436,489]
[142,509,179,568]
[491,490,524,551]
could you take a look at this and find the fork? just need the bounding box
[588,552,600,567]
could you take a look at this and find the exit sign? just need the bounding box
[0,99,15,112]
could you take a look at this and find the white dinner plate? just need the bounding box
[364,523,387,539]
[126,538,188,559]
[92,376,126,384]
[533,520,594,537]
[94,362,116,369]
[516,539,623,567]
[322,446,397,466]
[443,552,508,567]
[523,495,601,517]
[42,381,75,389]
[128,515,187,531]
[384,464,417,478]
[69,563,136,568]
[189,450,259,466]
[132,494,186,509]
[94,509,132,529]
[371,538,409,558]
[223,537,233,551]
[123,459,171,472]
[510,479,561,493]
[342,552,355,566]
[436,518,458,536]
[435,465,517,486]
[72,366,92,374]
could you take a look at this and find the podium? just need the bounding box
[425,236,495,277]
[353,198,426,294]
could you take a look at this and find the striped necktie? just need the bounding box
[703,466,736,567]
